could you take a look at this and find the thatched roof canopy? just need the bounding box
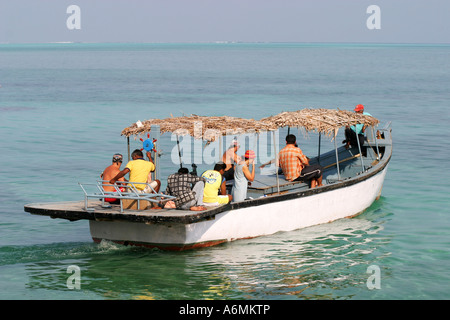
[121,109,379,141]
[121,115,277,142]
[261,108,379,137]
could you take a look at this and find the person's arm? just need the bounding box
[145,152,156,182]
[242,161,255,182]
[298,151,309,166]
[146,151,154,164]
[260,158,275,168]
[188,174,205,186]
[362,124,367,133]
[232,152,241,164]
[110,168,130,184]
[221,150,228,163]
[220,179,227,195]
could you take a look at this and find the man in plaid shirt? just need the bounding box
[165,167,206,210]
[278,134,323,188]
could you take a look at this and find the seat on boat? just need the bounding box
[244,172,309,197]
[79,180,176,213]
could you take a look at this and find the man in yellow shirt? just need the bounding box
[201,162,232,205]
[110,149,161,193]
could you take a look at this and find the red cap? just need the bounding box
[354,104,364,112]
[244,150,256,159]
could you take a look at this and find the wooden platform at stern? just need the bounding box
[24,200,229,225]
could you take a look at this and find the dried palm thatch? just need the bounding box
[121,115,277,142]
[261,108,379,137]
[121,109,379,141]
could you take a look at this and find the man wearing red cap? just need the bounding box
[343,104,372,149]
[231,150,256,202]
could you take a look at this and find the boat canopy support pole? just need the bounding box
[219,136,222,163]
[127,137,131,162]
[334,129,341,181]
[317,133,321,164]
[150,125,161,182]
[356,127,365,171]
[273,131,280,194]
[176,134,182,169]
[372,126,380,160]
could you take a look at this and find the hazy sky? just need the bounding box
[1,0,449,44]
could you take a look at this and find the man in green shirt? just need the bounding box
[343,104,372,149]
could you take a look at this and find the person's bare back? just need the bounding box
[222,148,239,171]
[101,154,126,192]
[222,140,241,171]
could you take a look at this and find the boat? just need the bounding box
[24,108,392,251]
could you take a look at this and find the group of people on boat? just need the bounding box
[100,149,161,205]
[101,136,324,211]
[102,104,370,211]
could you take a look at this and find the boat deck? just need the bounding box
[25,137,391,225]
[24,200,228,224]
[24,171,306,222]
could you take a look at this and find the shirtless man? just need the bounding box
[221,139,241,180]
[110,149,161,193]
[101,153,127,203]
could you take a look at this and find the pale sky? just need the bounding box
[0,0,449,44]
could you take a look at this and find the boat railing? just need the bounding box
[377,121,392,141]
[78,180,176,213]
[367,121,392,145]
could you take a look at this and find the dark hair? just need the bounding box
[178,167,189,174]
[112,153,123,163]
[286,134,296,145]
[131,149,144,158]
[214,162,226,172]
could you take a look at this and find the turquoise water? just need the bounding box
[1,43,449,300]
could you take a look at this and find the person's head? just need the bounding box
[286,134,297,145]
[178,167,189,174]
[244,150,256,162]
[214,162,226,173]
[131,149,144,160]
[354,104,364,114]
[112,153,123,164]
[230,139,240,150]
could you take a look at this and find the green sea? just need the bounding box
[1,43,449,301]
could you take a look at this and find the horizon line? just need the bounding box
[1,40,450,46]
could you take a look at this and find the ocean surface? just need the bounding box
[0,42,449,300]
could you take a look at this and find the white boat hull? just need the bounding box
[89,164,388,250]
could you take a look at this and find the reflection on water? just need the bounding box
[13,205,393,300]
